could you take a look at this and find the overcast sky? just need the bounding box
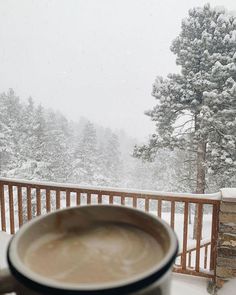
[0,0,235,140]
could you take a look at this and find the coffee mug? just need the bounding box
[0,205,178,295]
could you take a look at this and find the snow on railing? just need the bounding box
[0,177,221,200]
[0,177,221,281]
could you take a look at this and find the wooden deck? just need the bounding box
[0,177,221,281]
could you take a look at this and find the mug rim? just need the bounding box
[7,204,178,295]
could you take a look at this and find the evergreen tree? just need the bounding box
[45,111,71,182]
[134,4,236,194]
[0,89,22,173]
[0,94,13,174]
[28,104,50,180]
[71,121,101,185]
[19,97,36,162]
[100,130,122,186]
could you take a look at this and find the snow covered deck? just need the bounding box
[172,273,208,295]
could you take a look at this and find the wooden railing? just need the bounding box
[184,241,211,270]
[0,178,221,280]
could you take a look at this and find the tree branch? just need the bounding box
[179,178,197,183]
[175,119,194,129]
[212,124,225,137]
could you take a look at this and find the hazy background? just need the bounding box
[0,0,235,140]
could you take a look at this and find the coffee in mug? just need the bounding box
[0,205,178,295]
[24,223,164,285]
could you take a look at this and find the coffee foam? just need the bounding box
[24,223,164,285]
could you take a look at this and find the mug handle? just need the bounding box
[0,268,17,293]
[0,268,40,294]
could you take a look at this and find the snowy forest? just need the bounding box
[0,88,188,192]
[0,4,236,194]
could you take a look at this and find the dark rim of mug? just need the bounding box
[7,205,178,295]
[7,245,177,295]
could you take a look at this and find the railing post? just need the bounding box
[0,176,223,280]
[0,182,6,231]
[216,188,236,289]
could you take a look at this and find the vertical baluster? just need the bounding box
[9,185,15,234]
[17,186,23,227]
[204,245,208,269]
[182,201,189,270]
[109,195,113,204]
[27,186,32,221]
[210,203,219,271]
[98,193,102,204]
[66,190,70,207]
[56,190,60,209]
[195,203,203,272]
[179,254,182,266]
[145,197,149,212]
[133,197,137,208]
[87,193,91,204]
[36,188,41,216]
[0,183,6,231]
[158,199,162,218]
[121,195,125,205]
[76,191,81,205]
[46,189,51,212]
[170,200,175,229]
[188,251,192,268]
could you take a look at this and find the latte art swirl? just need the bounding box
[24,223,164,284]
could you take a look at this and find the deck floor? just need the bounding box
[172,273,208,295]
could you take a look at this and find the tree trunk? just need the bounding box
[196,141,206,194]
[193,140,206,239]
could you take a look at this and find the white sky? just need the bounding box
[0,0,235,139]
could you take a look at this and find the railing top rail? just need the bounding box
[0,177,221,201]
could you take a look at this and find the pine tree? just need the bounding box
[44,111,71,182]
[100,130,122,186]
[18,97,36,162]
[0,89,22,174]
[134,4,236,194]
[134,4,236,239]
[0,94,13,174]
[28,104,50,180]
[71,121,100,185]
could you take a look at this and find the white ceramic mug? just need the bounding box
[0,205,178,295]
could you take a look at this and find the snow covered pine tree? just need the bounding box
[134,4,236,238]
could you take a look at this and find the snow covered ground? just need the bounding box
[171,273,208,295]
